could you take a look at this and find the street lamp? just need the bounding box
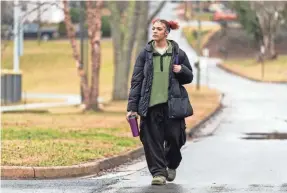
[13,0,20,72]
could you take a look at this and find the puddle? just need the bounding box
[242,132,287,140]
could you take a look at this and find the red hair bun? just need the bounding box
[168,20,179,30]
[151,19,180,31]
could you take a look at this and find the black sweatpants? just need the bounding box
[139,103,186,178]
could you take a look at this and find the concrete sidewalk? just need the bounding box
[1,93,104,112]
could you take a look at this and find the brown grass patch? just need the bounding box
[221,56,287,82]
[183,25,221,52]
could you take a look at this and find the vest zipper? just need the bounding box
[160,55,163,72]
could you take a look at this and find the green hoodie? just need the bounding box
[149,41,173,107]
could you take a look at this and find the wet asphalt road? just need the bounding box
[2,2,287,193]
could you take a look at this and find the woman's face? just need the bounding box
[152,21,168,42]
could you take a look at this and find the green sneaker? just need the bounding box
[151,176,166,185]
[167,169,176,182]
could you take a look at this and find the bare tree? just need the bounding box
[251,1,287,59]
[135,1,149,59]
[63,0,103,111]
[86,0,103,110]
[1,1,13,25]
[108,1,140,100]
[109,1,166,100]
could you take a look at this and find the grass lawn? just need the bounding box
[221,56,287,82]
[1,39,221,167]
[1,40,114,99]
[188,13,213,21]
[1,85,220,167]
[183,24,221,52]
[195,13,213,21]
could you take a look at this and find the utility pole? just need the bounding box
[196,1,202,91]
[19,2,24,57]
[13,0,20,72]
[19,14,23,56]
[37,0,41,45]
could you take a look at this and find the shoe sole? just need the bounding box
[166,178,175,182]
[151,180,166,185]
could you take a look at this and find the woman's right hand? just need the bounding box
[126,111,138,121]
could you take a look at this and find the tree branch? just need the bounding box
[21,2,60,21]
[62,0,80,64]
[147,1,167,25]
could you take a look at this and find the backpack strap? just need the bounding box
[175,54,179,64]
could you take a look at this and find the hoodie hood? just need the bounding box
[145,39,180,55]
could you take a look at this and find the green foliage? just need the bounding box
[70,7,81,24]
[57,16,111,38]
[101,16,111,37]
[231,1,263,44]
[58,21,67,36]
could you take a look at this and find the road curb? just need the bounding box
[1,147,144,180]
[1,93,223,180]
[187,93,224,138]
[217,63,287,84]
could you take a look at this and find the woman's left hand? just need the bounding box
[173,64,182,73]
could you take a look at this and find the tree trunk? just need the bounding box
[109,1,138,100]
[63,0,102,111]
[269,33,276,57]
[125,1,139,77]
[109,1,124,100]
[263,33,270,55]
[86,0,103,111]
[109,1,166,101]
[135,1,149,56]
[113,60,129,100]
[63,0,90,108]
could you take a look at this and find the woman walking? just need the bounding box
[127,19,194,185]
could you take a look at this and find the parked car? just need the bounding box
[170,0,183,3]
[213,10,237,22]
[23,23,59,40]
